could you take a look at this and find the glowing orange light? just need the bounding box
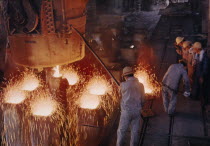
[78,92,100,109]
[4,87,26,104]
[20,74,40,91]
[31,93,57,117]
[62,70,79,85]
[87,76,109,95]
[135,70,153,94]
[53,65,62,78]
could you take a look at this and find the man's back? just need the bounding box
[162,64,190,91]
[120,77,145,111]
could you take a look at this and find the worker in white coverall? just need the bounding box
[117,66,145,146]
[162,60,191,115]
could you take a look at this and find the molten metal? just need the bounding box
[135,71,153,94]
[62,70,79,85]
[20,73,40,91]
[53,65,62,78]
[87,76,109,95]
[4,88,26,104]
[78,92,100,109]
[31,93,57,117]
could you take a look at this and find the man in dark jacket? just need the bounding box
[191,42,209,105]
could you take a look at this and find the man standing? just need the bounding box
[182,41,192,61]
[191,42,209,105]
[175,37,185,55]
[175,37,185,61]
[117,66,145,146]
[162,60,190,115]
[182,41,194,85]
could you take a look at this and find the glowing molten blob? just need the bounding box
[4,88,26,104]
[62,70,79,85]
[135,71,153,94]
[31,95,57,117]
[53,65,62,78]
[20,74,40,91]
[79,92,100,109]
[87,77,109,95]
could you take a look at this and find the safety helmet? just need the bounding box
[176,37,184,45]
[192,42,202,49]
[123,66,134,76]
[183,41,192,48]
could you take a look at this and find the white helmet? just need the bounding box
[176,37,184,45]
[123,66,134,76]
[192,42,202,49]
[183,41,192,48]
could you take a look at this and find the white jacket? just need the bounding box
[162,64,190,92]
[120,77,145,111]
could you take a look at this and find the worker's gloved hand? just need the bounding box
[183,91,191,97]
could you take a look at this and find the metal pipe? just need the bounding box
[71,25,120,86]
[61,0,67,33]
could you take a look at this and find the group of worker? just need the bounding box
[162,36,209,117]
[116,36,209,146]
[174,37,209,101]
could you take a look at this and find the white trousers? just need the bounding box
[117,110,140,146]
[162,86,177,114]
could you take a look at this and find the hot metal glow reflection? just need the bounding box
[62,70,79,85]
[78,92,100,109]
[53,65,62,78]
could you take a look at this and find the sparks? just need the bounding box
[135,70,153,94]
[78,92,100,109]
[87,76,109,95]
[62,69,79,85]
[4,87,26,104]
[31,92,57,117]
[53,65,62,78]
[20,73,40,91]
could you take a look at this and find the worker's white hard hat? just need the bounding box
[123,66,134,76]
[192,42,202,49]
[176,37,184,45]
[183,41,192,48]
